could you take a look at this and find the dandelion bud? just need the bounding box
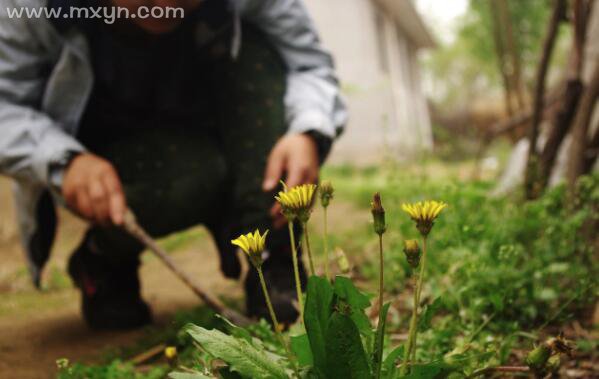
[525,343,552,372]
[165,346,177,366]
[403,239,421,268]
[526,334,573,374]
[547,334,573,357]
[319,181,334,208]
[165,346,177,359]
[371,192,386,235]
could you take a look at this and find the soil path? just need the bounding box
[0,178,368,378]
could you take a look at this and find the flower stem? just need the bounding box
[257,268,299,378]
[378,233,384,315]
[288,221,304,323]
[257,268,282,333]
[410,295,418,363]
[411,236,428,362]
[400,236,428,375]
[303,222,316,276]
[323,207,330,281]
[401,274,419,375]
[415,237,427,308]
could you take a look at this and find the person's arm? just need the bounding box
[0,1,85,185]
[237,0,347,142]
[236,0,347,226]
[0,2,125,225]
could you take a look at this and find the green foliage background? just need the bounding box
[324,165,597,367]
[423,0,570,109]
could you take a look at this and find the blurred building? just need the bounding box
[304,0,436,164]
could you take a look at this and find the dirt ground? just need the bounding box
[0,177,368,378]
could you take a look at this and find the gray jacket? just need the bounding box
[0,0,347,285]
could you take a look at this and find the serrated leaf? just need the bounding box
[185,324,288,379]
[325,313,371,379]
[217,315,255,345]
[305,275,334,373]
[333,276,373,336]
[372,302,391,379]
[290,333,313,366]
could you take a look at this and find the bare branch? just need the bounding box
[524,0,567,199]
[568,63,599,189]
[122,210,251,326]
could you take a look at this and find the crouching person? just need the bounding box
[0,0,346,329]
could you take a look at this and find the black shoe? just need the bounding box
[68,236,152,330]
[244,248,308,326]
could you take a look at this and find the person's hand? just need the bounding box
[262,133,319,228]
[62,153,127,226]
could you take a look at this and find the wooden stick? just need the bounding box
[122,210,251,326]
[128,343,166,365]
[467,366,530,378]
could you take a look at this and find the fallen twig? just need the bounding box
[122,210,251,326]
[128,344,166,366]
[467,365,530,378]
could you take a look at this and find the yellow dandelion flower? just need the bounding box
[275,183,317,221]
[231,229,268,268]
[401,200,447,236]
[164,346,177,360]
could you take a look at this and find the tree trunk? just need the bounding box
[537,0,591,192]
[537,80,583,189]
[584,118,599,172]
[497,0,526,111]
[524,0,566,199]
[568,62,599,191]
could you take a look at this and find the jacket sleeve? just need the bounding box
[0,1,85,186]
[236,0,348,139]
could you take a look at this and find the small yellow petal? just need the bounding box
[402,200,447,224]
[231,229,269,257]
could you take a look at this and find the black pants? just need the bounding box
[77,27,297,278]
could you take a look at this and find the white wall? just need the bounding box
[302,0,432,164]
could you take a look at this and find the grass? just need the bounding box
[57,306,222,379]
[56,161,598,377]
[317,164,598,370]
[0,289,74,318]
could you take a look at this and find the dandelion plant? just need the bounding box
[231,229,299,377]
[371,193,386,317]
[400,200,447,375]
[402,238,421,368]
[370,192,387,379]
[319,181,334,281]
[275,183,317,322]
